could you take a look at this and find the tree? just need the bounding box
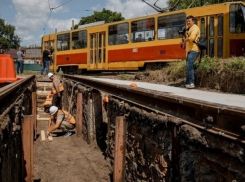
[74,8,125,29]
[0,18,20,50]
[168,0,244,10]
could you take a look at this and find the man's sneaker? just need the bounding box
[63,131,72,137]
[185,83,195,89]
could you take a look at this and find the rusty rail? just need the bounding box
[0,75,35,101]
[63,75,245,144]
[0,75,36,182]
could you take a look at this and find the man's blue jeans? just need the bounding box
[40,60,50,75]
[17,60,24,74]
[186,51,199,84]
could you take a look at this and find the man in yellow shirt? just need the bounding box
[184,15,200,89]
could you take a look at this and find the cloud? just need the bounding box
[11,0,75,46]
[12,0,63,31]
[105,0,168,19]
[47,18,80,33]
[11,0,169,46]
[22,35,34,41]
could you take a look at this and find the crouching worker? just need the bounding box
[47,106,76,137]
[48,73,64,109]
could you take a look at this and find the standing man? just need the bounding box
[184,15,200,89]
[16,47,25,74]
[41,46,51,75]
[48,72,64,109]
[47,106,76,137]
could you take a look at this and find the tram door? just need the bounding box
[44,40,55,71]
[197,16,207,57]
[207,14,224,58]
[89,32,106,70]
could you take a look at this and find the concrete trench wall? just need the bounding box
[63,80,245,182]
[0,80,35,182]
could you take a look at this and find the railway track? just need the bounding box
[63,74,245,145]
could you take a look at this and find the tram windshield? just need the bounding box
[230,3,245,33]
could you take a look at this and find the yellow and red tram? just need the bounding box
[41,1,245,74]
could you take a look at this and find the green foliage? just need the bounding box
[168,0,244,10]
[74,8,125,29]
[195,56,221,73]
[166,61,186,79]
[223,57,245,72]
[119,74,134,80]
[0,18,20,50]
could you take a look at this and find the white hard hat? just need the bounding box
[49,106,58,115]
[48,73,54,78]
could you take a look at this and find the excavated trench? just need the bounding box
[0,76,244,182]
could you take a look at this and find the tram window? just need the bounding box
[44,41,49,48]
[57,33,70,51]
[194,19,198,25]
[90,50,93,64]
[158,13,185,40]
[131,18,155,42]
[72,30,87,49]
[108,23,129,45]
[103,48,106,63]
[98,49,101,63]
[209,38,214,57]
[218,16,223,36]
[209,17,214,37]
[201,18,205,36]
[99,33,102,48]
[218,37,223,58]
[230,4,245,33]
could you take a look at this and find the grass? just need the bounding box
[119,74,135,80]
[22,70,39,75]
[223,57,245,72]
[134,56,245,93]
[195,56,221,73]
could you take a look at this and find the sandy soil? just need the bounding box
[34,120,111,182]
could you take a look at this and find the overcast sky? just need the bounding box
[0,0,168,47]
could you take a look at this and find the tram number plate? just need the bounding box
[132,48,138,53]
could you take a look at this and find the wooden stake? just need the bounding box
[32,92,37,139]
[113,116,126,182]
[76,93,83,136]
[22,115,34,182]
[40,130,46,141]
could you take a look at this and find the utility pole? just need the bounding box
[35,44,36,61]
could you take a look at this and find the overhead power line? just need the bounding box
[0,1,93,12]
[43,0,53,35]
[50,0,74,11]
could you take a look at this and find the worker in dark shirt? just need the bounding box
[40,46,52,75]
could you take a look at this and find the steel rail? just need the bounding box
[0,75,35,101]
[63,75,245,141]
